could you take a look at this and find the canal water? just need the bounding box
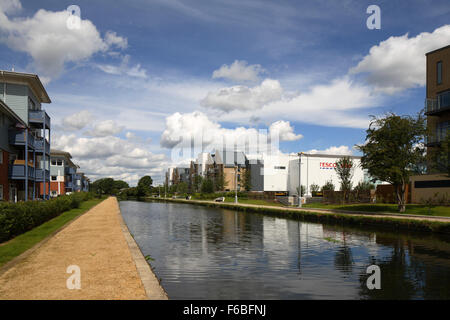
[120,201,450,299]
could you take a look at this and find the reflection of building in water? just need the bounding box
[221,210,264,248]
[322,225,377,245]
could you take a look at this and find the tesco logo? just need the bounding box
[320,162,352,169]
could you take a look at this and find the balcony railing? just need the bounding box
[9,162,35,180]
[426,91,450,115]
[29,110,51,128]
[35,169,50,182]
[65,167,76,175]
[8,129,35,149]
[66,181,74,189]
[34,138,50,154]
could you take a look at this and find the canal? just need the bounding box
[120,201,450,299]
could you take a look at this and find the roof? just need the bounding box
[299,152,362,159]
[50,149,72,158]
[0,70,51,103]
[213,150,247,166]
[0,98,27,127]
[425,44,450,56]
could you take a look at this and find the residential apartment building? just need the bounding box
[49,150,90,197]
[0,70,52,201]
[409,44,450,203]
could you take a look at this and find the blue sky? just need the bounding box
[0,0,449,185]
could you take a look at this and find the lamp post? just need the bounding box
[298,152,302,208]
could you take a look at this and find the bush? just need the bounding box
[0,192,93,243]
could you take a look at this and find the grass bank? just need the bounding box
[0,197,105,267]
[149,198,450,235]
[302,203,450,217]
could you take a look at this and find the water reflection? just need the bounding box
[120,201,450,300]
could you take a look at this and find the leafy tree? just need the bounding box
[201,178,214,194]
[114,180,129,190]
[214,173,225,192]
[177,182,188,195]
[310,183,320,196]
[356,113,426,212]
[354,181,375,192]
[296,185,306,196]
[137,176,153,195]
[243,168,252,191]
[335,156,355,203]
[193,175,203,192]
[322,180,335,192]
[92,178,115,195]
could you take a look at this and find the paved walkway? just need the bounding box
[167,199,450,223]
[0,197,167,300]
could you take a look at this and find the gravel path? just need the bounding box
[0,197,152,300]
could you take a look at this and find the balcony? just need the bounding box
[34,137,50,155]
[65,167,76,175]
[29,110,51,129]
[35,169,50,182]
[9,160,35,180]
[425,91,450,115]
[8,129,35,149]
[66,181,74,189]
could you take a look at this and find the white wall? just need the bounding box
[262,154,290,192]
[287,154,365,195]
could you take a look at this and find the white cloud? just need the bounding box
[0,0,21,14]
[269,120,303,141]
[212,60,265,82]
[200,78,283,112]
[95,54,147,78]
[51,133,168,185]
[86,120,125,137]
[62,110,94,130]
[350,25,450,94]
[0,2,127,79]
[308,145,353,155]
[105,31,128,49]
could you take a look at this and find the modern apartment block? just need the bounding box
[425,45,450,166]
[0,70,52,201]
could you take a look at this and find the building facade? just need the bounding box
[0,70,52,201]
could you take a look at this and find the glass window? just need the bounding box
[439,90,450,109]
[0,185,3,200]
[0,149,3,164]
[51,160,57,166]
[57,160,63,166]
[51,176,57,181]
[437,61,442,85]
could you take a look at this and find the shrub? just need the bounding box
[0,192,93,243]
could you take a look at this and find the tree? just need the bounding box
[356,113,426,212]
[243,168,252,191]
[137,176,153,195]
[201,178,214,194]
[322,180,335,192]
[296,185,306,196]
[114,180,129,190]
[177,182,188,195]
[193,175,203,192]
[92,178,115,195]
[335,156,355,203]
[214,173,225,192]
[310,183,320,196]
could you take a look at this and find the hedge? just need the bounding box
[0,192,93,243]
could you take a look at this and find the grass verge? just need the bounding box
[0,197,104,267]
[302,203,450,217]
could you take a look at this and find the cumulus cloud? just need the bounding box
[269,120,303,141]
[200,79,283,112]
[160,111,301,163]
[52,133,168,185]
[0,0,21,14]
[350,25,450,94]
[86,120,125,137]
[308,145,353,155]
[0,1,127,79]
[212,60,265,82]
[62,110,94,130]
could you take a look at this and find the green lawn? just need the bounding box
[222,198,284,207]
[302,203,450,217]
[0,198,105,267]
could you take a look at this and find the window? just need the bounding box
[51,176,57,181]
[0,185,3,200]
[438,90,450,109]
[437,61,443,85]
[57,160,63,166]
[0,149,3,164]
[274,166,286,170]
[51,160,56,166]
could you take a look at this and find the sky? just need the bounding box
[0,0,449,185]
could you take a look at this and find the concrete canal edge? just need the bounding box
[118,205,169,300]
[149,198,450,235]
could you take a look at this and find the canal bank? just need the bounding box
[148,198,450,235]
[0,197,167,300]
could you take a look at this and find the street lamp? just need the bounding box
[298,152,303,208]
